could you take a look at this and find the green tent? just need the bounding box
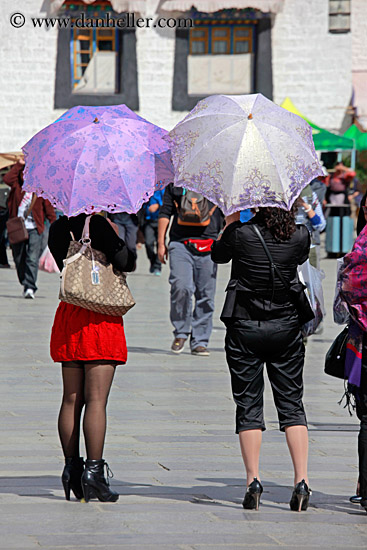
[343,124,367,151]
[281,98,354,151]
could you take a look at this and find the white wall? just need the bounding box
[272,0,352,131]
[352,0,367,72]
[0,0,361,151]
[0,1,61,151]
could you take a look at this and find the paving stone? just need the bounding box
[1,249,367,549]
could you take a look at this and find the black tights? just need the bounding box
[58,361,116,460]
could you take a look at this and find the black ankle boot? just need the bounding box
[242,478,263,510]
[289,479,311,512]
[62,457,85,500]
[81,459,119,503]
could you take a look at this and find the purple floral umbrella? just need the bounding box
[22,105,173,217]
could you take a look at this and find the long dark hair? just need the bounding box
[255,205,297,241]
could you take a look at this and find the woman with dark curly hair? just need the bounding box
[211,206,311,512]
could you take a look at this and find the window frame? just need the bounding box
[70,25,119,92]
[189,24,254,56]
[329,0,351,33]
[189,27,209,55]
[55,27,139,110]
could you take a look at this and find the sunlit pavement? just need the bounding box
[0,245,366,550]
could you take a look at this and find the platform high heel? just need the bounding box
[81,459,119,503]
[61,457,85,500]
[289,479,311,512]
[242,478,263,510]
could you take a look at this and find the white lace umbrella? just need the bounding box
[165,94,324,215]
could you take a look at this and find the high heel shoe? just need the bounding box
[242,478,263,510]
[81,459,119,503]
[289,479,311,512]
[62,457,85,500]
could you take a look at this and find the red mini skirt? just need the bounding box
[50,302,127,364]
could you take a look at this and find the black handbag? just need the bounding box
[324,326,348,379]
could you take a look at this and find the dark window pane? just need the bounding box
[213,28,228,38]
[98,29,114,37]
[191,29,206,38]
[235,28,250,37]
[234,41,250,53]
[98,40,113,51]
[77,39,90,51]
[191,41,206,54]
[213,40,228,54]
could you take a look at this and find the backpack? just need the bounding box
[175,189,216,227]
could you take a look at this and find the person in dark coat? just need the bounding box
[3,159,56,298]
[348,191,367,512]
[211,206,311,512]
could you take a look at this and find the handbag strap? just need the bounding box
[81,215,92,244]
[23,192,37,220]
[252,225,290,295]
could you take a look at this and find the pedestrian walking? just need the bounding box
[108,212,139,260]
[325,162,356,207]
[336,191,367,513]
[295,184,326,269]
[141,189,164,276]
[48,213,135,503]
[0,187,10,268]
[3,159,56,298]
[211,206,312,511]
[158,185,224,356]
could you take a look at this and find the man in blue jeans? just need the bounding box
[158,184,223,356]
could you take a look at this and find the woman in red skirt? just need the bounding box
[48,213,136,503]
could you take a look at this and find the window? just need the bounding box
[71,26,119,93]
[189,25,253,55]
[329,0,350,33]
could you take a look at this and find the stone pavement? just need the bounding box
[0,246,367,550]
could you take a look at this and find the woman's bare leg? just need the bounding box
[285,425,309,485]
[58,362,85,457]
[239,429,262,486]
[83,362,116,460]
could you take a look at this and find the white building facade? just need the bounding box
[0,0,366,151]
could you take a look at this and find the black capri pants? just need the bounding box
[225,317,307,433]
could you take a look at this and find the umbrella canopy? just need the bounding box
[281,98,354,152]
[344,124,367,151]
[22,105,173,217]
[166,93,323,215]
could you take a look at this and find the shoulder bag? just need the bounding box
[324,326,348,379]
[6,193,37,245]
[252,225,315,329]
[59,216,135,316]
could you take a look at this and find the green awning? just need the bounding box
[344,124,367,151]
[281,97,354,152]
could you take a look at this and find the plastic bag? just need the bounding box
[298,260,325,337]
[333,257,350,325]
[39,246,59,273]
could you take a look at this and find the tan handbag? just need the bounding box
[59,216,135,316]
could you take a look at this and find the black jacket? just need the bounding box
[211,218,310,322]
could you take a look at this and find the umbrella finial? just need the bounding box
[94,117,99,124]
[248,113,253,120]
